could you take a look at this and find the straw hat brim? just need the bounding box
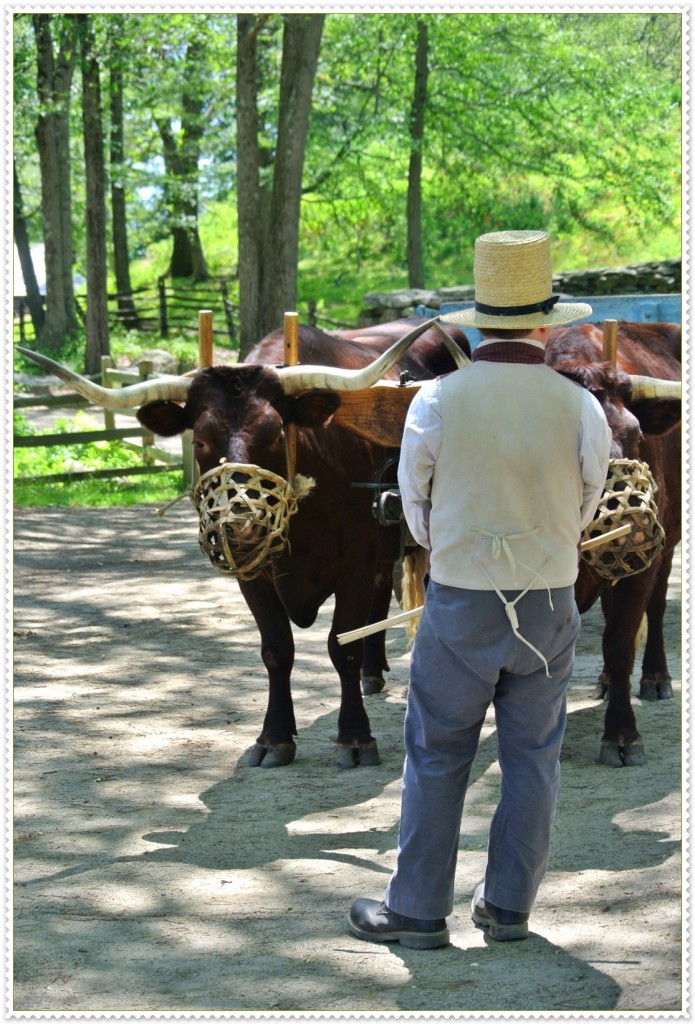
[442,301,592,329]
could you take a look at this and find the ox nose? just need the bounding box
[194,460,310,580]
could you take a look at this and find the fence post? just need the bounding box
[138,360,155,463]
[158,277,168,338]
[101,355,115,430]
[219,280,236,342]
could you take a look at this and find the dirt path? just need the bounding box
[12,505,683,1016]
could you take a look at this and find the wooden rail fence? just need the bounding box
[14,358,188,486]
[13,312,225,487]
[14,277,237,347]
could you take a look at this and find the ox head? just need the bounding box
[552,361,681,459]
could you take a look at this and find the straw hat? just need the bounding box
[442,230,591,329]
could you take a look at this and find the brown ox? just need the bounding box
[546,322,681,767]
[19,318,470,769]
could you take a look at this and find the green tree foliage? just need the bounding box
[302,11,680,295]
[13,10,681,355]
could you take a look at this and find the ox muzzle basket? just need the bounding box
[194,460,315,580]
[580,458,665,580]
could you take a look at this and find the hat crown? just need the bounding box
[474,230,553,308]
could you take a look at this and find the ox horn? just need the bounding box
[16,347,192,409]
[275,316,443,394]
[431,319,471,368]
[629,375,681,401]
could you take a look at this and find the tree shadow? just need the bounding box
[19,690,679,890]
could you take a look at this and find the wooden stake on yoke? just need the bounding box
[284,311,299,482]
[182,310,214,487]
[199,309,214,368]
[602,318,618,366]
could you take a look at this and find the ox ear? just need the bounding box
[630,398,681,437]
[137,400,189,436]
[283,392,342,428]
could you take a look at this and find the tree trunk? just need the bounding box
[156,38,209,283]
[236,14,324,356]
[13,158,46,341]
[32,13,79,352]
[108,17,139,330]
[407,19,428,289]
[259,14,325,339]
[78,13,110,375]
[235,14,264,356]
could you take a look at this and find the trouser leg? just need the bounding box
[384,590,498,920]
[483,589,580,913]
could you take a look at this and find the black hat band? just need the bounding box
[474,294,560,317]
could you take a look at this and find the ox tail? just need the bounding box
[401,547,428,645]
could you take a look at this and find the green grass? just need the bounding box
[13,410,190,508]
[13,473,188,508]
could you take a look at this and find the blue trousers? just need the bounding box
[384,581,580,919]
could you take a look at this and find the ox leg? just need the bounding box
[238,578,298,768]
[360,563,394,696]
[596,581,648,767]
[328,631,381,768]
[328,591,381,768]
[639,548,675,701]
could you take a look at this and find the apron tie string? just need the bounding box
[472,548,554,678]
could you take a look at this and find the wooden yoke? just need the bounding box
[284,312,299,480]
[332,381,423,447]
[602,318,618,366]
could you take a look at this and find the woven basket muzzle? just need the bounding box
[580,458,665,580]
[193,461,315,580]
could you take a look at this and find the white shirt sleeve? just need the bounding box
[397,379,443,551]
[578,389,613,530]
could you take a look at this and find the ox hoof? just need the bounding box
[246,741,297,768]
[335,740,382,769]
[639,675,673,701]
[622,742,648,767]
[361,675,386,696]
[599,739,647,767]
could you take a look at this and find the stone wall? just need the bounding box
[359,257,681,326]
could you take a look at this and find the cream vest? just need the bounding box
[429,362,585,591]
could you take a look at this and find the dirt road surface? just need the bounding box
[12,505,684,1017]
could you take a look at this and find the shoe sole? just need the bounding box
[471,907,528,941]
[347,914,450,949]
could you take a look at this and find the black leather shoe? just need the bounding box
[471,883,529,941]
[347,898,449,949]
